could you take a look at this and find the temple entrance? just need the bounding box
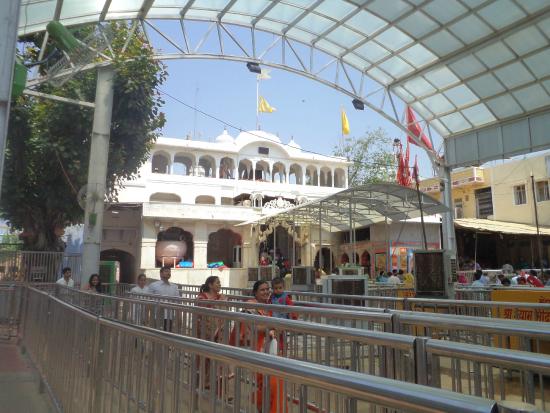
[314,248,334,273]
[100,249,135,283]
[258,225,297,270]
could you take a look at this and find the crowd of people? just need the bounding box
[464,268,550,288]
[374,269,415,286]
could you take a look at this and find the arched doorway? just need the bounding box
[258,225,294,269]
[100,249,136,284]
[361,251,371,276]
[341,253,349,265]
[207,229,242,267]
[314,247,334,273]
[156,227,194,267]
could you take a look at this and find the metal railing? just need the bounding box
[42,286,550,408]
[174,284,550,322]
[54,286,412,381]
[424,339,550,410]
[81,283,550,357]
[0,250,81,282]
[21,287,500,413]
[0,282,23,338]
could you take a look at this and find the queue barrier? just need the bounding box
[30,284,550,410]
[174,284,550,323]
[20,286,501,413]
[44,282,550,356]
[0,282,23,338]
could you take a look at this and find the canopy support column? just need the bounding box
[82,67,115,286]
[0,0,20,199]
[440,165,457,296]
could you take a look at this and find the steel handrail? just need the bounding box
[425,339,550,375]
[394,311,550,339]
[63,288,409,348]
[24,287,498,413]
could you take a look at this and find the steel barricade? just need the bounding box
[56,287,410,381]
[424,339,550,411]
[20,287,499,413]
[0,282,22,338]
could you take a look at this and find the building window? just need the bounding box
[514,184,527,205]
[475,187,493,219]
[536,180,550,202]
[454,198,463,219]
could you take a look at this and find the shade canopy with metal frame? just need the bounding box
[236,182,449,232]
[13,0,550,168]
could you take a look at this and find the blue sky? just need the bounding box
[158,58,439,177]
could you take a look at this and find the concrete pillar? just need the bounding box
[242,227,258,268]
[331,168,335,187]
[194,222,208,268]
[140,220,157,270]
[302,166,307,186]
[0,0,20,199]
[214,157,219,178]
[317,166,320,186]
[82,67,115,286]
[170,153,175,174]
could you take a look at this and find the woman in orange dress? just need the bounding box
[230,280,285,413]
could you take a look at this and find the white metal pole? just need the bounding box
[81,67,115,287]
[0,0,21,200]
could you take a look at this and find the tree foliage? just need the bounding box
[333,128,396,187]
[2,23,167,250]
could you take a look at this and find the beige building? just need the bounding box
[420,153,550,269]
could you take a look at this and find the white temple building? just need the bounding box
[101,129,350,286]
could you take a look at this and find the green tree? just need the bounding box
[2,23,167,251]
[333,128,396,186]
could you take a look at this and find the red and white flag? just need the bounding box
[406,106,433,151]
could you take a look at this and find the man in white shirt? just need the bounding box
[387,273,401,284]
[130,273,150,294]
[148,266,180,331]
[149,266,179,297]
[56,267,74,287]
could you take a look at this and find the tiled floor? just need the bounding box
[0,341,56,413]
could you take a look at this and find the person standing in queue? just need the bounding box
[84,273,102,293]
[56,267,74,287]
[130,273,150,294]
[230,280,285,413]
[149,266,180,331]
[196,275,227,391]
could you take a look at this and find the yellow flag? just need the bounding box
[258,96,276,113]
[341,108,350,135]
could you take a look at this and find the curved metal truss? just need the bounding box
[25,18,436,162]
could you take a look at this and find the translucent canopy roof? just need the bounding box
[18,0,550,138]
[237,183,448,232]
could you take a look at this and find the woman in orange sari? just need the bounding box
[230,280,285,413]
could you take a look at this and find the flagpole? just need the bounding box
[414,162,428,250]
[256,75,259,130]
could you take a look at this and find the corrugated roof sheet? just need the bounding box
[454,218,550,236]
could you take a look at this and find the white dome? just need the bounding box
[215,129,234,143]
[288,137,301,150]
[235,130,281,145]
